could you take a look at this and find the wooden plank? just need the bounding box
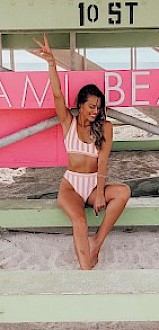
[0,198,159,228]
[3,31,159,49]
[0,0,159,31]
[0,197,157,209]
[1,294,159,322]
[1,270,159,295]
[1,270,159,322]
[112,139,159,151]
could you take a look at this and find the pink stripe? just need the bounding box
[70,117,76,151]
[79,139,83,152]
[88,176,92,197]
[77,175,82,199]
[76,132,80,151]
[84,177,87,201]
[74,174,78,194]
[83,142,87,153]
[86,176,90,200]
[64,116,99,157]
[73,118,78,151]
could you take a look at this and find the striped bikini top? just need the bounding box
[64,116,99,158]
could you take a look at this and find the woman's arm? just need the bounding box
[94,121,113,215]
[32,34,72,127]
[97,121,113,194]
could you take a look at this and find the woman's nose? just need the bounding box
[95,107,99,114]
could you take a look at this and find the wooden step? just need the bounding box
[0,197,159,229]
[112,139,159,151]
[0,270,159,322]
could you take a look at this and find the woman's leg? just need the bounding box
[87,183,131,267]
[58,178,91,270]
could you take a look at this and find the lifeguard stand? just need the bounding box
[0,0,159,326]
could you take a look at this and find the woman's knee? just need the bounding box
[57,195,87,232]
[116,184,131,202]
[106,183,131,203]
[122,184,131,200]
[72,216,88,235]
[57,195,63,208]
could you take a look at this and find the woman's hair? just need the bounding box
[77,84,106,150]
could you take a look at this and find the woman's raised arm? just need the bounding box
[32,34,72,126]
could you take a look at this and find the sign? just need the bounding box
[0,70,159,108]
[0,68,158,168]
[78,1,139,27]
[0,0,159,30]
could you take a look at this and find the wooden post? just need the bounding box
[10,48,15,71]
[83,48,87,70]
[70,31,76,71]
[134,47,137,69]
[0,33,3,69]
[130,47,133,70]
[131,47,137,70]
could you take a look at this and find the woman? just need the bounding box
[33,34,131,270]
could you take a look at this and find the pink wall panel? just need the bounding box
[0,109,68,168]
[0,70,158,168]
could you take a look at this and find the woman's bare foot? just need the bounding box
[89,235,99,269]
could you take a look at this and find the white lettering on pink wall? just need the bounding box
[105,72,125,106]
[0,70,158,109]
[0,81,12,107]
[132,71,150,106]
[21,75,50,108]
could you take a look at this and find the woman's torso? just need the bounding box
[63,116,99,173]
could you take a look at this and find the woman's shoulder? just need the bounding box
[105,120,112,126]
[104,120,113,131]
[103,120,113,139]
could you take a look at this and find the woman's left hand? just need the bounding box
[31,34,56,66]
[94,194,106,216]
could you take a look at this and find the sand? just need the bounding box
[0,322,159,330]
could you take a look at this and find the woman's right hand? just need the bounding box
[32,34,56,67]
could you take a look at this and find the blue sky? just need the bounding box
[2,47,159,71]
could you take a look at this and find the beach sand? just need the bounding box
[1,322,159,330]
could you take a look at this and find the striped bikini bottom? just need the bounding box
[63,170,97,203]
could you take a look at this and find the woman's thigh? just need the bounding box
[87,182,130,206]
[58,178,86,223]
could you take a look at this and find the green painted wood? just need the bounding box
[0,0,159,31]
[1,270,159,295]
[0,294,159,322]
[112,140,159,151]
[2,30,159,49]
[76,30,159,48]
[0,198,158,228]
[0,205,159,228]
[2,33,70,49]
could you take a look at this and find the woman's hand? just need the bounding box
[31,34,56,66]
[94,194,106,216]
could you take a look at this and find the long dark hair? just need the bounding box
[77,84,106,150]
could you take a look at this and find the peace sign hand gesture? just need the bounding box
[32,34,56,67]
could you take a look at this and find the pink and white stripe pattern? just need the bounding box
[64,116,99,158]
[64,170,97,202]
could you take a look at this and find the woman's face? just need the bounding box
[80,95,101,122]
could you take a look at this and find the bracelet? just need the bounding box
[97,173,106,179]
